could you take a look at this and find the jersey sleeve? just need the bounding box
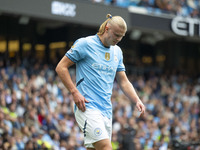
[65,38,87,63]
[116,47,126,72]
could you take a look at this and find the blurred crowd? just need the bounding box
[91,0,200,18]
[0,57,200,150]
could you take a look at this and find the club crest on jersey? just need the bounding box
[105,52,110,61]
[114,55,118,62]
[94,128,102,136]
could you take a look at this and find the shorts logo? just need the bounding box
[105,52,110,61]
[94,128,102,136]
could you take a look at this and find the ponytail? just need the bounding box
[97,14,112,36]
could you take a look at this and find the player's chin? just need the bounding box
[112,42,118,46]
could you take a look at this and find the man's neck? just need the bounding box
[98,35,109,48]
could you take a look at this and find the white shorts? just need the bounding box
[74,107,112,148]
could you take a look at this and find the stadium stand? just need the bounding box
[92,0,200,17]
[0,54,199,149]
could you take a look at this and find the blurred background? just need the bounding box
[0,0,200,149]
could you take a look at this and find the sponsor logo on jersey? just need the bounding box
[92,63,116,73]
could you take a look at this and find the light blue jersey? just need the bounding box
[66,34,125,119]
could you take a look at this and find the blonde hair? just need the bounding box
[97,14,127,36]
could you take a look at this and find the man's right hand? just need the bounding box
[72,91,89,112]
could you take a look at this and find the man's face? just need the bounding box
[105,24,126,46]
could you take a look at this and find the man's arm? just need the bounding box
[116,71,145,117]
[55,56,88,112]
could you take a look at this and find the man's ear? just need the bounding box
[105,26,109,32]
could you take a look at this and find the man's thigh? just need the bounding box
[93,139,112,150]
[74,108,112,149]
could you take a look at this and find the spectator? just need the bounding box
[94,0,200,17]
[0,57,199,149]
